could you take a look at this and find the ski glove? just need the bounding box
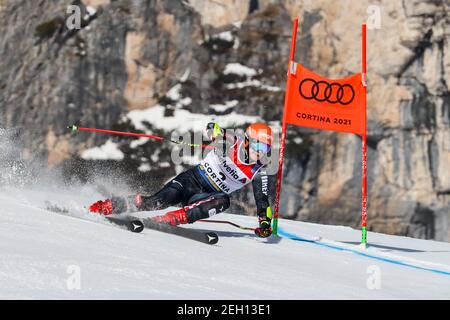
[89,199,113,215]
[255,216,272,238]
[89,196,137,215]
[205,122,224,141]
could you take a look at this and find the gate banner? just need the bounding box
[284,64,366,136]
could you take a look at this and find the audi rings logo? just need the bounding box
[299,79,355,105]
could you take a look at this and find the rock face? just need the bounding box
[0,0,128,166]
[0,0,448,241]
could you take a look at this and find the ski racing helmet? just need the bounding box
[245,123,273,154]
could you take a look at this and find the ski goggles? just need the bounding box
[249,140,271,154]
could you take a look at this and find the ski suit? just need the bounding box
[113,124,272,223]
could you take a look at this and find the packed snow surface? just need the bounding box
[0,186,449,299]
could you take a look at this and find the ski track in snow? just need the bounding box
[0,186,450,299]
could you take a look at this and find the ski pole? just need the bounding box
[67,125,215,150]
[197,219,256,231]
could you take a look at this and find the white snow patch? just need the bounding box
[226,79,281,92]
[126,105,260,133]
[160,161,171,168]
[130,137,148,149]
[200,31,234,46]
[215,31,233,42]
[150,149,161,163]
[210,100,239,112]
[81,140,124,160]
[293,137,303,144]
[166,84,182,101]
[180,68,190,82]
[233,37,240,49]
[179,97,192,106]
[86,6,97,16]
[223,63,257,77]
[160,84,192,108]
[138,163,151,172]
[232,21,243,29]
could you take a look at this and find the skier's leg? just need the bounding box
[137,180,184,211]
[184,192,230,223]
[105,182,183,215]
[152,192,230,225]
[90,171,193,215]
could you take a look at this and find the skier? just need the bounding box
[89,122,274,238]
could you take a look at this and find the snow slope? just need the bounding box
[0,186,449,299]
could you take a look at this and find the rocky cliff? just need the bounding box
[0,0,448,241]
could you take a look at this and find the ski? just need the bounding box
[141,218,219,245]
[105,215,145,233]
[44,202,146,233]
[43,202,218,245]
[106,215,219,245]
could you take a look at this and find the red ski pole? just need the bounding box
[67,125,215,150]
[197,219,256,231]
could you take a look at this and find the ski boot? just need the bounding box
[151,208,188,226]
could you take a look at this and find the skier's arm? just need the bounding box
[252,171,273,238]
[204,122,237,157]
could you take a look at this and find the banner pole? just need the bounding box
[361,24,368,247]
[273,18,298,235]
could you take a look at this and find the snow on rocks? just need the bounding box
[166,84,192,107]
[85,6,97,16]
[138,163,151,172]
[123,83,260,133]
[201,30,236,46]
[81,140,124,160]
[223,63,257,77]
[222,63,281,92]
[215,30,233,42]
[225,79,281,91]
[126,104,260,133]
[209,100,239,113]
[83,5,97,20]
[129,137,148,149]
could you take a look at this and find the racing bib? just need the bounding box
[197,140,263,194]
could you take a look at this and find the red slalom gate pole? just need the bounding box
[273,18,298,235]
[361,24,368,247]
[67,125,215,150]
